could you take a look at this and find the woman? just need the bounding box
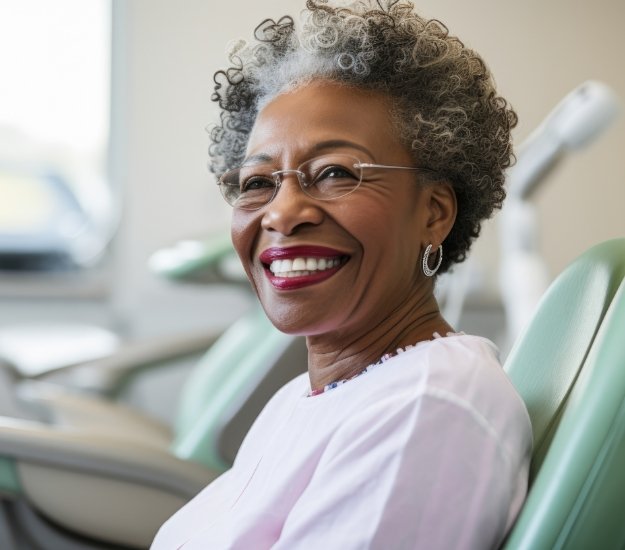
[153,1,532,548]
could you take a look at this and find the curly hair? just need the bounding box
[208,0,517,273]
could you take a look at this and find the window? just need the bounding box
[0,0,113,271]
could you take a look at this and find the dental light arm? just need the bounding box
[499,80,620,347]
[507,80,620,201]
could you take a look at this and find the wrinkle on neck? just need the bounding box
[305,281,453,391]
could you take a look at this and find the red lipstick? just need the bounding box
[259,246,348,290]
[259,246,346,263]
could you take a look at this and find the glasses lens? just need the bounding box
[219,155,363,208]
[299,155,362,200]
[219,165,277,210]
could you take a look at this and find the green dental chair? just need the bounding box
[503,237,625,549]
[0,238,624,549]
[0,235,308,548]
[0,232,249,399]
[0,310,307,548]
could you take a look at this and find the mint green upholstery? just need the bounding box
[149,232,243,285]
[504,238,625,549]
[155,234,309,470]
[174,308,273,443]
[172,308,305,471]
[0,234,308,546]
[0,457,20,496]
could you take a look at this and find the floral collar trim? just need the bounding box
[307,331,465,397]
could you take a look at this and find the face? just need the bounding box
[231,80,450,337]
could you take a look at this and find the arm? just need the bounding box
[274,390,526,550]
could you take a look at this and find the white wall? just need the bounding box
[421,0,625,281]
[111,0,625,336]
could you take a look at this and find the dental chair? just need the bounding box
[0,310,307,548]
[0,233,280,429]
[503,237,625,549]
[0,232,246,400]
[0,235,308,548]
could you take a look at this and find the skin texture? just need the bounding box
[232,81,458,391]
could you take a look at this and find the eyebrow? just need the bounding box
[242,139,375,166]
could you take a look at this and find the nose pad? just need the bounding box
[261,172,324,235]
[273,169,307,191]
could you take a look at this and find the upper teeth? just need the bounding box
[269,257,341,276]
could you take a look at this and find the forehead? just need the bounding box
[245,81,406,163]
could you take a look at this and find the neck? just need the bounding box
[306,283,453,392]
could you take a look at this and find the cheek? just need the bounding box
[231,212,260,277]
[349,197,426,290]
[341,188,422,249]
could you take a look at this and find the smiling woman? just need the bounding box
[152,1,532,549]
[233,82,457,346]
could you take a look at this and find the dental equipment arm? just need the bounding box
[507,80,620,200]
[500,80,620,344]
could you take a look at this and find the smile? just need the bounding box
[259,246,349,290]
[269,257,342,277]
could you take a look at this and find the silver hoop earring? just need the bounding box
[422,244,443,277]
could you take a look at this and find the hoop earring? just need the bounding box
[422,244,443,277]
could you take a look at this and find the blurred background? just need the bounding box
[0,0,623,411]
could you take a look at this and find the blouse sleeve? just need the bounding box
[272,389,527,550]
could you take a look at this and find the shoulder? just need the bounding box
[235,372,309,449]
[390,334,527,422]
[354,334,518,410]
[332,334,532,465]
[422,335,532,451]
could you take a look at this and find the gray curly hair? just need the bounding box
[209,0,517,273]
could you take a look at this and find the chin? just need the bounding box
[260,304,343,338]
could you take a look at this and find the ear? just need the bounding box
[422,182,457,248]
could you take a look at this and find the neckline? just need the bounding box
[306,331,465,398]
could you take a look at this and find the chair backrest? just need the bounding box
[503,238,625,548]
[171,307,307,471]
[151,233,309,471]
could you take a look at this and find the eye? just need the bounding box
[241,175,275,193]
[313,164,358,182]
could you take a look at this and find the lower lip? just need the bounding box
[265,264,344,290]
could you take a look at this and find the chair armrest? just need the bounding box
[34,329,222,396]
[148,233,248,286]
[0,416,217,547]
[16,382,173,447]
[0,416,214,498]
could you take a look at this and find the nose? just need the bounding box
[260,173,324,235]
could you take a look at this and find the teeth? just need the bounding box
[292,258,306,271]
[269,257,342,276]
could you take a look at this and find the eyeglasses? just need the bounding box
[217,153,435,210]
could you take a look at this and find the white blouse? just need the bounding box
[152,334,532,549]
